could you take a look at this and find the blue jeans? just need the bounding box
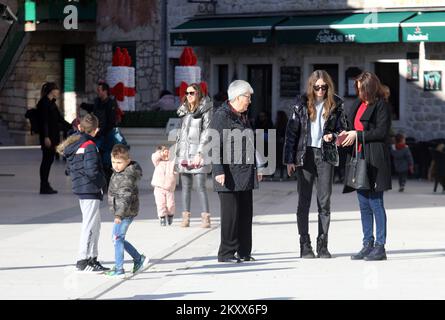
[357,190,387,245]
[112,217,141,272]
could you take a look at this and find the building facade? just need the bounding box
[0,0,445,144]
[167,0,445,141]
[0,0,161,144]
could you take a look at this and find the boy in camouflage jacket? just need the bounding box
[106,144,148,277]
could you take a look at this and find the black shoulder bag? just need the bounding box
[345,131,370,190]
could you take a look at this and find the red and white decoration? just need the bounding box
[175,47,208,99]
[107,47,136,111]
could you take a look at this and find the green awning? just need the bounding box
[276,12,416,44]
[401,12,445,42]
[170,16,286,46]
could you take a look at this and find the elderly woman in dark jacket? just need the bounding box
[176,83,213,228]
[211,80,263,263]
[284,70,348,259]
[339,71,392,261]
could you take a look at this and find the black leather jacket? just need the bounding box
[283,94,347,167]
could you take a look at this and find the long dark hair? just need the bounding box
[305,70,336,122]
[181,83,204,113]
[41,82,59,99]
[355,71,385,104]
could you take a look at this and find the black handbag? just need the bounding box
[345,131,370,190]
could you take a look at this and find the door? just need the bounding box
[247,64,272,126]
[375,62,399,120]
[313,64,339,93]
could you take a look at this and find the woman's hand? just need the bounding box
[323,134,334,142]
[341,131,357,147]
[44,137,52,148]
[257,174,263,182]
[192,153,203,167]
[287,164,297,177]
[114,216,122,224]
[215,174,225,186]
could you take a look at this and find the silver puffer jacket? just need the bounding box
[176,97,213,174]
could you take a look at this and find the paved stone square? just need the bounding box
[1,144,445,300]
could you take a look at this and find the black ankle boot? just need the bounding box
[300,234,315,259]
[40,184,58,195]
[351,241,374,260]
[364,244,387,261]
[316,234,332,259]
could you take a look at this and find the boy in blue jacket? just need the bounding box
[58,114,109,272]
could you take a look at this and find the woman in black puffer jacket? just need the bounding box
[284,70,348,259]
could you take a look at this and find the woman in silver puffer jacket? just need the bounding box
[176,83,213,228]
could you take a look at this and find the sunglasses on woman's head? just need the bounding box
[313,85,328,91]
[185,91,196,96]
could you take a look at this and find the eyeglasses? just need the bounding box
[241,94,252,101]
[313,85,328,92]
[185,91,196,96]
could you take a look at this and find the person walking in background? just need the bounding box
[176,83,213,228]
[151,145,177,226]
[430,143,445,193]
[57,114,109,272]
[80,81,118,184]
[37,82,70,194]
[340,71,392,261]
[105,144,148,277]
[391,133,414,192]
[211,80,263,263]
[284,70,348,259]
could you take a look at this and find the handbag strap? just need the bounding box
[354,131,366,159]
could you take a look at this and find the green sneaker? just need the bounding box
[105,268,125,278]
[133,255,149,273]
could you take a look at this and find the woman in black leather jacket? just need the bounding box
[37,82,70,194]
[284,70,347,259]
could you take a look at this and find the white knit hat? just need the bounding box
[227,80,254,101]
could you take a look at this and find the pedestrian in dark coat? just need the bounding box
[211,80,263,263]
[37,82,70,194]
[391,133,414,192]
[430,143,445,192]
[80,81,118,184]
[339,71,392,261]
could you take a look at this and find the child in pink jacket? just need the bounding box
[151,145,177,226]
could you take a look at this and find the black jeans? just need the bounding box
[40,146,56,188]
[218,190,253,259]
[296,147,334,237]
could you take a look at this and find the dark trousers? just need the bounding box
[397,171,408,188]
[296,147,334,237]
[218,190,253,259]
[40,146,56,188]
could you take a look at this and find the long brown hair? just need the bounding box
[181,83,203,113]
[355,71,385,104]
[305,70,336,122]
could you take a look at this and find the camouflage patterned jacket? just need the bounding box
[108,161,142,218]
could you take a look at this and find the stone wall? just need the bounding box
[136,41,162,109]
[195,42,445,141]
[84,41,162,110]
[0,44,61,144]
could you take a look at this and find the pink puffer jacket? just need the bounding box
[151,151,177,192]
